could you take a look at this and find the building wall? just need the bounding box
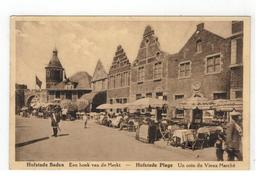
[229,21,243,100]
[107,87,130,103]
[130,60,168,102]
[167,24,231,118]
[129,25,168,102]
[107,45,131,104]
[24,89,48,106]
[47,90,90,102]
[92,78,108,92]
[15,84,27,113]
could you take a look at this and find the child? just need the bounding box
[215,133,224,161]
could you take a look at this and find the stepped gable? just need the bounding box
[92,60,108,82]
[109,45,131,73]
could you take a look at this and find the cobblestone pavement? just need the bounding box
[15,116,216,161]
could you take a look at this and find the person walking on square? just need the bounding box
[83,112,88,128]
[50,108,60,137]
[225,112,243,161]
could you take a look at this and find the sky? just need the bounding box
[15,19,232,89]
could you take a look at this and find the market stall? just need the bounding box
[173,96,214,127]
[127,98,168,143]
[173,96,243,127]
[212,99,243,123]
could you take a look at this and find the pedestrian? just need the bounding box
[224,112,243,161]
[215,132,224,161]
[50,108,60,137]
[83,112,88,128]
[62,108,68,120]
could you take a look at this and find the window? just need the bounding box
[66,92,72,100]
[109,99,113,104]
[55,91,60,99]
[175,94,184,100]
[137,67,144,82]
[235,91,242,99]
[213,92,227,100]
[121,73,125,87]
[121,72,129,87]
[46,70,50,77]
[206,54,221,74]
[231,38,243,65]
[65,83,74,89]
[110,76,115,89]
[175,109,184,118]
[136,94,142,100]
[154,62,162,80]
[179,61,191,78]
[156,92,163,100]
[116,74,120,88]
[146,93,152,98]
[126,72,130,86]
[53,70,61,80]
[123,98,128,104]
[116,98,122,103]
[196,40,202,53]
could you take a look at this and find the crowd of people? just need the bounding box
[18,103,243,161]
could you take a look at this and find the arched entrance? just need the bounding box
[92,91,107,112]
[26,95,39,107]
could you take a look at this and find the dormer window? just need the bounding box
[196,39,202,53]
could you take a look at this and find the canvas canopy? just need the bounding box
[175,96,213,110]
[128,97,168,108]
[96,103,113,110]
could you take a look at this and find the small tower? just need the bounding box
[45,48,64,89]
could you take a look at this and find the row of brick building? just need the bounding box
[37,21,243,122]
[104,21,243,122]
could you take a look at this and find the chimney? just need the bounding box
[231,21,243,34]
[197,23,204,32]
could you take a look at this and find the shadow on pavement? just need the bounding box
[16,134,70,148]
[58,133,69,137]
[15,136,50,148]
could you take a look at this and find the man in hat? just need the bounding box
[50,107,61,137]
[225,111,243,161]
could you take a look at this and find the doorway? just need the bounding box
[192,108,203,124]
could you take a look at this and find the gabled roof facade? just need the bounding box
[133,25,165,67]
[178,23,226,59]
[92,60,108,82]
[109,45,131,74]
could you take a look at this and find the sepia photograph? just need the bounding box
[10,16,250,169]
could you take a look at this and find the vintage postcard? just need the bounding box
[10,16,250,169]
